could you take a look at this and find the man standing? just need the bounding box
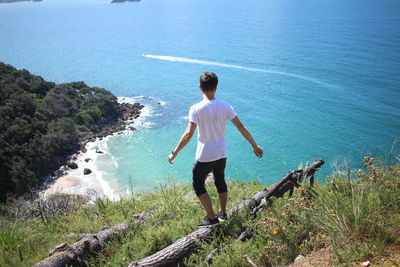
[168,72,263,227]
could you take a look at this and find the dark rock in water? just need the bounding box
[96,150,104,154]
[67,161,78,169]
[85,158,91,162]
[129,126,137,131]
[81,148,87,153]
[134,114,140,119]
[84,168,92,175]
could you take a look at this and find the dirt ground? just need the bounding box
[289,247,333,267]
[288,245,400,267]
[368,245,400,267]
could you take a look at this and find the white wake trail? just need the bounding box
[143,54,329,86]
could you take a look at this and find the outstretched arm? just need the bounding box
[231,116,263,158]
[168,122,197,164]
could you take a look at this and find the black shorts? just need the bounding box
[192,158,227,196]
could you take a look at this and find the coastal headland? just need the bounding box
[76,100,143,154]
[0,62,143,201]
[41,99,144,200]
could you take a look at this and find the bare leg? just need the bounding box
[198,192,216,219]
[218,192,228,214]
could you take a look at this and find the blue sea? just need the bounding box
[1,0,400,197]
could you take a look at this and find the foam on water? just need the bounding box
[44,93,167,200]
[118,96,159,130]
[42,136,120,200]
[68,137,120,200]
[63,95,169,199]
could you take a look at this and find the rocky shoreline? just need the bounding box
[43,101,144,197]
[76,102,143,153]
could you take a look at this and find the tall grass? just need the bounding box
[187,159,400,266]
[0,160,399,267]
[0,191,145,266]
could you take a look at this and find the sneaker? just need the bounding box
[215,212,227,222]
[197,217,220,228]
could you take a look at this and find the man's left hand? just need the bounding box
[168,153,176,164]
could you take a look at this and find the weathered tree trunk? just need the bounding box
[129,159,324,267]
[33,210,155,267]
[129,228,212,267]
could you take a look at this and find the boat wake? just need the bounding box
[143,54,330,86]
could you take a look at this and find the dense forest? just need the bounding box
[0,62,121,201]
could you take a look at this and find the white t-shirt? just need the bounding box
[188,99,237,162]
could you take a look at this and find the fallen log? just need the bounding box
[129,159,324,267]
[33,209,156,267]
[129,227,213,267]
[230,159,324,217]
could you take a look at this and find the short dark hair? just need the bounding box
[199,72,218,92]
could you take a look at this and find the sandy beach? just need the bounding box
[40,135,123,201]
[42,175,82,198]
[38,97,145,201]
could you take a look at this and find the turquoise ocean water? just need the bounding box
[1,0,399,196]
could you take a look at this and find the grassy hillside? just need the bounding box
[0,158,399,266]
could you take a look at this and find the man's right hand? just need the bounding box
[253,146,263,158]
